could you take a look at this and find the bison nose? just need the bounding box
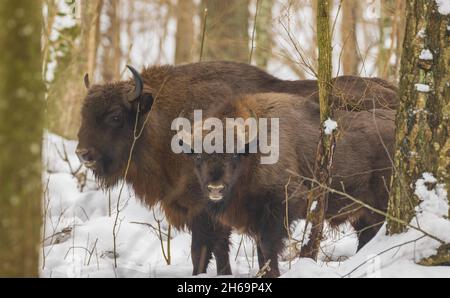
[207,184,226,201]
[207,184,225,193]
[76,148,94,164]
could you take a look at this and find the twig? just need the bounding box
[255,260,271,278]
[112,79,168,268]
[249,0,260,64]
[199,8,208,62]
[153,209,171,265]
[129,221,169,238]
[343,236,427,278]
[284,176,293,269]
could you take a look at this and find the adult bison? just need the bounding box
[177,93,395,277]
[76,61,396,276]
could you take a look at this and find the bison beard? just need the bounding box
[77,61,397,277]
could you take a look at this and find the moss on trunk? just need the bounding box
[0,0,44,276]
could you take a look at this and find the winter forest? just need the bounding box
[0,0,449,280]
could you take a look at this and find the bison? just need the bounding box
[76,61,396,276]
[177,92,395,277]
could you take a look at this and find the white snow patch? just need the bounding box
[42,133,450,278]
[419,49,433,60]
[414,172,448,218]
[415,84,431,93]
[436,0,450,15]
[417,28,426,38]
[42,133,359,278]
[323,118,338,135]
[282,172,450,278]
[310,201,318,212]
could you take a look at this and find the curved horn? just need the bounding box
[84,73,90,89]
[126,65,144,102]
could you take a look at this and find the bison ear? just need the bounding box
[136,93,154,114]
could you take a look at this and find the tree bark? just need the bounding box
[254,0,274,68]
[201,0,250,62]
[0,0,44,277]
[300,0,335,260]
[175,0,196,64]
[387,0,449,233]
[100,0,121,81]
[378,0,398,80]
[47,0,103,139]
[341,0,360,75]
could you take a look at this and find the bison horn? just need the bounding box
[126,65,144,102]
[84,73,90,89]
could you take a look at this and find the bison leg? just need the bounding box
[191,216,213,275]
[256,228,284,278]
[256,244,265,269]
[352,213,384,251]
[256,239,281,278]
[212,228,232,276]
[191,214,232,276]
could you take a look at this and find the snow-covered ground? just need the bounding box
[41,133,450,278]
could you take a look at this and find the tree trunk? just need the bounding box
[254,0,273,68]
[387,0,449,233]
[175,0,196,64]
[42,0,58,79]
[378,0,397,80]
[201,0,250,62]
[47,0,103,139]
[300,0,335,260]
[341,0,360,75]
[100,0,121,81]
[393,0,406,79]
[0,0,44,277]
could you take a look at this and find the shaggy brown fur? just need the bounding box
[77,61,397,276]
[186,93,395,277]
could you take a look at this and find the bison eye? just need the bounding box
[105,113,123,127]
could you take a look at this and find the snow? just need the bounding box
[436,0,450,15]
[414,173,448,218]
[282,173,450,278]
[42,133,355,277]
[310,201,318,212]
[42,133,450,278]
[417,28,426,39]
[419,49,433,61]
[323,118,338,135]
[415,83,431,93]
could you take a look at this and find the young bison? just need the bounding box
[177,93,395,277]
[77,61,396,277]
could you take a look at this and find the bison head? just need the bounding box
[176,119,256,204]
[76,66,154,186]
